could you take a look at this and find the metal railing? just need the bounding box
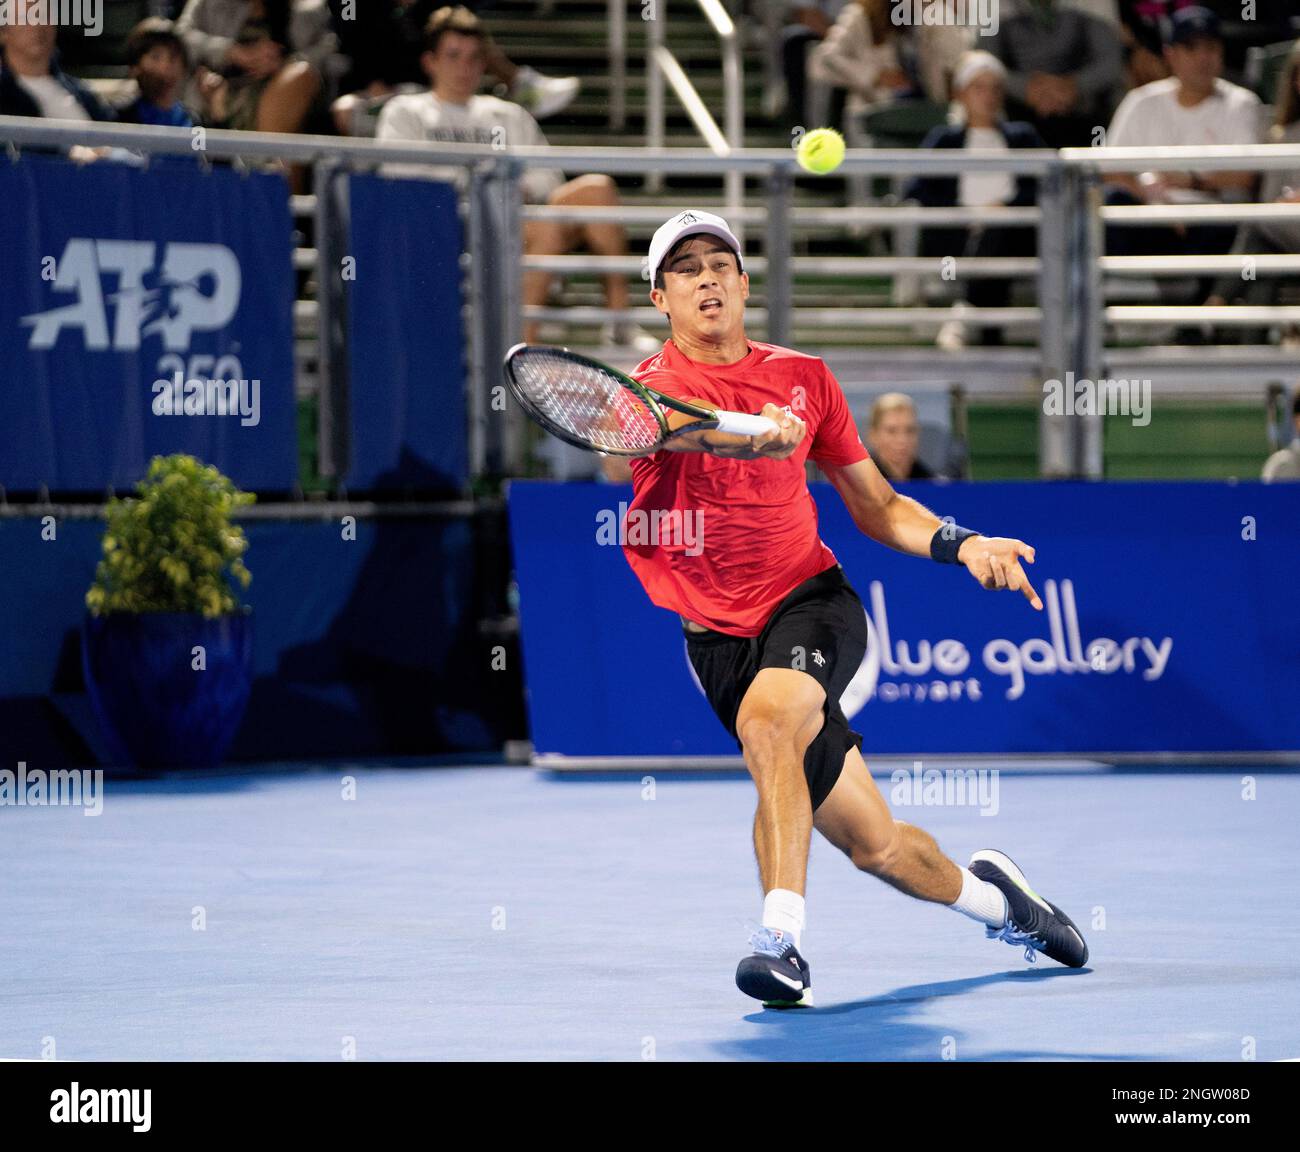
[1063,143,1300,476]
[607,0,627,133]
[4,116,1300,483]
[642,0,744,220]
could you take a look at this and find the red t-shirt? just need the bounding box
[624,338,870,637]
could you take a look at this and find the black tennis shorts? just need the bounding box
[684,564,869,811]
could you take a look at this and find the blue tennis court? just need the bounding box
[4,763,1295,1062]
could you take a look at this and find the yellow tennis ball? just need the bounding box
[796,127,845,175]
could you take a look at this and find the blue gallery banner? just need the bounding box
[509,481,1300,758]
[346,174,466,491]
[0,154,296,491]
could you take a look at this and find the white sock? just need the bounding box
[949,866,1008,928]
[762,888,805,948]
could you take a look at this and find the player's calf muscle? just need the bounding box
[857,823,961,903]
[849,827,902,876]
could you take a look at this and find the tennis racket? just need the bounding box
[502,343,780,457]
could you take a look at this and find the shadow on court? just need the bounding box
[715,968,1154,1061]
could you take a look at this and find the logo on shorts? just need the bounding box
[811,650,825,667]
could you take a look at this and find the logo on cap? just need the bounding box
[678,213,698,224]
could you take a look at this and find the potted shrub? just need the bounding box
[83,454,255,771]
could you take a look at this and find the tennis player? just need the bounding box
[625,210,1088,1007]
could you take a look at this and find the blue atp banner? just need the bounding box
[345,174,466,492]
[0,154,296,491]
[508,481,1300,759]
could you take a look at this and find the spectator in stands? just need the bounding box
[779,2,846,129]
[865,393,935,480]
[988,0,1123,148]
[895,0,976,105]
[329,0,578,135]
[809,0,914,122]
[176,0,329,135]
[116,18,200,128]
[376,6,657,351]
[1106,7,1260,162]
[0,0,114,122]
[1103,7,1259,325]
[1119,0,1186,88]
[810,0,972,115]
[1262,389,1300,480]
[1204,40,1300,340]
[904,51,1044,351]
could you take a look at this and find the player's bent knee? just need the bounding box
[737,706,816,765]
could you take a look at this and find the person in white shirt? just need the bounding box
[376,6,656,351]
[1103,7,1259,324]
[1106,7,1259,199]
[904,51,1046,350]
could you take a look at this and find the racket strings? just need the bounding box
[511,351,661,452]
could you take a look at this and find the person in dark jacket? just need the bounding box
[904,51,1045,350]
[0,0,114,122]
[987,0,1122,148]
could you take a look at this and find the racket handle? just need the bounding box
[713,411,780,437]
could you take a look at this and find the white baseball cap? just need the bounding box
[953,50,1006,94]
[647,209,744,287]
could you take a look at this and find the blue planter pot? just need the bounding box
[82,612,253,771]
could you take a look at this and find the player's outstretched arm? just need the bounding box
[824,456,1043,611]
[663,401,805,459]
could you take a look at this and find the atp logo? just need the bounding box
[22,239,241,352]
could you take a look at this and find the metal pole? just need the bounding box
[765,162,794,347]
[494,157,525,475]
[646,1,665,193]
[608,0,627,132]
[467,166,492,480]
[312,158,349,484]
[721,18,744,237]
[1036,165,1072,478]
[1076,167,1106,478]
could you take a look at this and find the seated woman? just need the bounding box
[903,51,1044,351]
[809,0,970,123]
[176,0,329,137]
[808,0,913,122]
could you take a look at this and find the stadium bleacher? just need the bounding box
[17,0,1293,482]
